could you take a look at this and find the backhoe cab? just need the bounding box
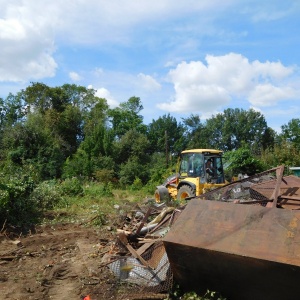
[155,149,225,203]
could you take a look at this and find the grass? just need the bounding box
[42,181,152,226]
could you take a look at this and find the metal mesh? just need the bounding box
[198,166,284,205]
[108,241,173,294]
[107,207,182,297]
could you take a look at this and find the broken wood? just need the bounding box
[135,207,152,235]
[118,232,152,269]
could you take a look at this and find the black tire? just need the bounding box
[177,185,195,202]
[154,187,170,203]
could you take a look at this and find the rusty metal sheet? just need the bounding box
[163,199,300,300]
[251,175,300,209]
[250,175,300,198]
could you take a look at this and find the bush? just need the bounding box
[60,177,84,196]
[119,158,149,187]
[93,169,115,184]
[223,147,264,178]
[0,173,37,226]
[130,177,143,191]
[30,180,63,210]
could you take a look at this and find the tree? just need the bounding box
[280,118,300,150]
[119,157,149,186]
[0,93,25,127]
[22,82,53,113]
[113,129,151,185]
[108,97,147,138]
[0,83,104,180]
[60,84,99,111]
[182,114,208,149]
[147,114,186,156]
[204,108,270,151]
[81,98,112,156]
[261,140,300,169]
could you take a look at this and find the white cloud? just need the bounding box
[158,53,298,114]
[69,71,82,81]
[0,0,232,83]
[137,73,161,91]
[0,1,58,82]
[0,0,298,86]
[56,0,230,44]
[248,84,296,107]
[94,87,119,108]
[0,18,26,40]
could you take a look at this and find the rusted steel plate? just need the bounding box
[251,175,300,209]
[163,199,300,300]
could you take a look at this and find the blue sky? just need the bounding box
[1,0,300,132]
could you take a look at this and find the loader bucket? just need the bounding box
[163,166,300,300]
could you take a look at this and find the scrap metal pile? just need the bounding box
[164,165,300,300]
[101,165,300,299]
[198,164,300,209]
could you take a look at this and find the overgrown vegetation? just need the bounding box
[1,82,300,226]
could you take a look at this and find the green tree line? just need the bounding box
[1,82,300,225]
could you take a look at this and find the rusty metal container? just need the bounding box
[163,199,300,300]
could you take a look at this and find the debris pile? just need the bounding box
[101,165,300,299]
[100,202,184,295]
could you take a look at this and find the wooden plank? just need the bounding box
[118,232,152,269]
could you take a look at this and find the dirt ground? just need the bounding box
[0,220,162,300]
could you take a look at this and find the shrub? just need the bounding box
[93,169,115,184]
[30,180,62,210]
[60,177,84,196]
[130,177,143,191]
[0,173,37,225]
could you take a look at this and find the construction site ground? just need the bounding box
[0,210,163,300]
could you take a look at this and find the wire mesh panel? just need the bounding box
[198,166,283,205]
[108,241,173,294]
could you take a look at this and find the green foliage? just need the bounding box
[0,173,37,225]
[223,146,264,178]
[199,108,270,151]
[113,129,150,165]
[147,152,177,184]
[130,177,143,191]
[182,114,206,149]
[3,82,300,228]
[147,114,187,155]
[93,169,115,184]
[60,178,84,196]
[84,182,114,198]
[90,210,108,226]
[119,157,149,187]
[30,180,63,210]
[108,96,147,138]
[63,149,92,178]
[0,92,25,128]
[261,141,300,169]
[279,118,300,150]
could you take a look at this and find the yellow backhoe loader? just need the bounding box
[154,149,226,203]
